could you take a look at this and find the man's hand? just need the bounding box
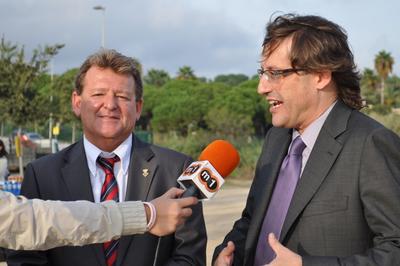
[147,187,198,236]
[267,233,302,266]
[214,241,235,266]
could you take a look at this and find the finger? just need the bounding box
[173,187,185,198]
[226,241,235,253]
[164,187,184,198]
[221,241,235,256]
[176,196,198,207]
[176,211,193,226]
[180,207,193,218]
[268,233,280,254]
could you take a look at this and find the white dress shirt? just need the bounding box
[84,135,132,203]
[292,101,337,175]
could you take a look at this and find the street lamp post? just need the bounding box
[46,44,63,154]
[49,59,54,153]
[93,5,106,48]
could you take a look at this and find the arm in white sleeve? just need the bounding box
[0,190,147,250]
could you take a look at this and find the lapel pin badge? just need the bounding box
[142,168,149,177]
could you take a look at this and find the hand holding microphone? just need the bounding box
[146,187,198,236]
[147,140,240,236]
[178,140,240,199]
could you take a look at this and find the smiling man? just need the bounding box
[213,14,400,266]
[7,49,206,266]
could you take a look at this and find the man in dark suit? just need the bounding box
[213,14,400,266]
[7,49,206,266]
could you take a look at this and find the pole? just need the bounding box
[16,128,23,177]
[49,58,53,153]
[93,6,106,48]
[101,9,105,48]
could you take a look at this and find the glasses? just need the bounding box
[257,68,307,82]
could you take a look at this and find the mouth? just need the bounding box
[268,99,283,109]
[99,115,119,120]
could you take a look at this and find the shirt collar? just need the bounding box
[293,100,337,150]
[84,135,132,177]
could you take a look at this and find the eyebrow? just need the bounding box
[260,65,291,70]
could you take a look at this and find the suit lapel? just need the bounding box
[280,101,351,242]
[125,136,157,201]
[244,128,292,264]
[60,140,107,266]
[117,135,157,266]
[60,140,94,201]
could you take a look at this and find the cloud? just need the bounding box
[0,0,399,78]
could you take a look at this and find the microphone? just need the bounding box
[178,140,240,199]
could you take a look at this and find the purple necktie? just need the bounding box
[254,136,306,266]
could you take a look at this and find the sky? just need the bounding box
[0,0,399,79]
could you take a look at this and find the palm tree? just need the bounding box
[144,68,170,87]
[385,85,400,107]
[374,50,394,105]
[176,65,196,80]
[360,68,379,105]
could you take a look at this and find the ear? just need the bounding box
[135,98,144,121]
[315,70,332,91]
[71,90,82,118]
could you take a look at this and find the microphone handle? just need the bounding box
[181,185,200,198]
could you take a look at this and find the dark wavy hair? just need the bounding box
[262,13,363,110]
[0,139,7,158]
[74,49,143,101]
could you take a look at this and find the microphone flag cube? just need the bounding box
[177,160,225,200]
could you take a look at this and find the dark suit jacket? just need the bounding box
[7,135,207,266]
[213,101,400,266]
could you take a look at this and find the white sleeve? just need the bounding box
[0,190,147,250]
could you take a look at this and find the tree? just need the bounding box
[151,79,205,135]
[0,37,64,128]
[0,38,19,128]
[176,65,196,80]
[52,68,79,123]
[360,68,379,105]
[0,38,63,175]
[149,79,230,135]
[51,68,82,141]
[143,68,170,87]
[385,75,400,108]
[374,50,394,105]
[214,74,249,87]
[29,73,53,130]
[137,84,162,130]
[205,79,270,137]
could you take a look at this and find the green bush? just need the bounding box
[367,112,400,135]
[229,137,263,180]
[364,104,392,115]
[153,131,264,180]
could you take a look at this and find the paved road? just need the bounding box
[203,180,251,265]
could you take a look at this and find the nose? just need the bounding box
[103,93,118,110]
[257,78,272,95]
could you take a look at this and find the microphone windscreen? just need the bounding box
[198,140,240,178]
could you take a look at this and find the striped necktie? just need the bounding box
[97,155,120,266]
